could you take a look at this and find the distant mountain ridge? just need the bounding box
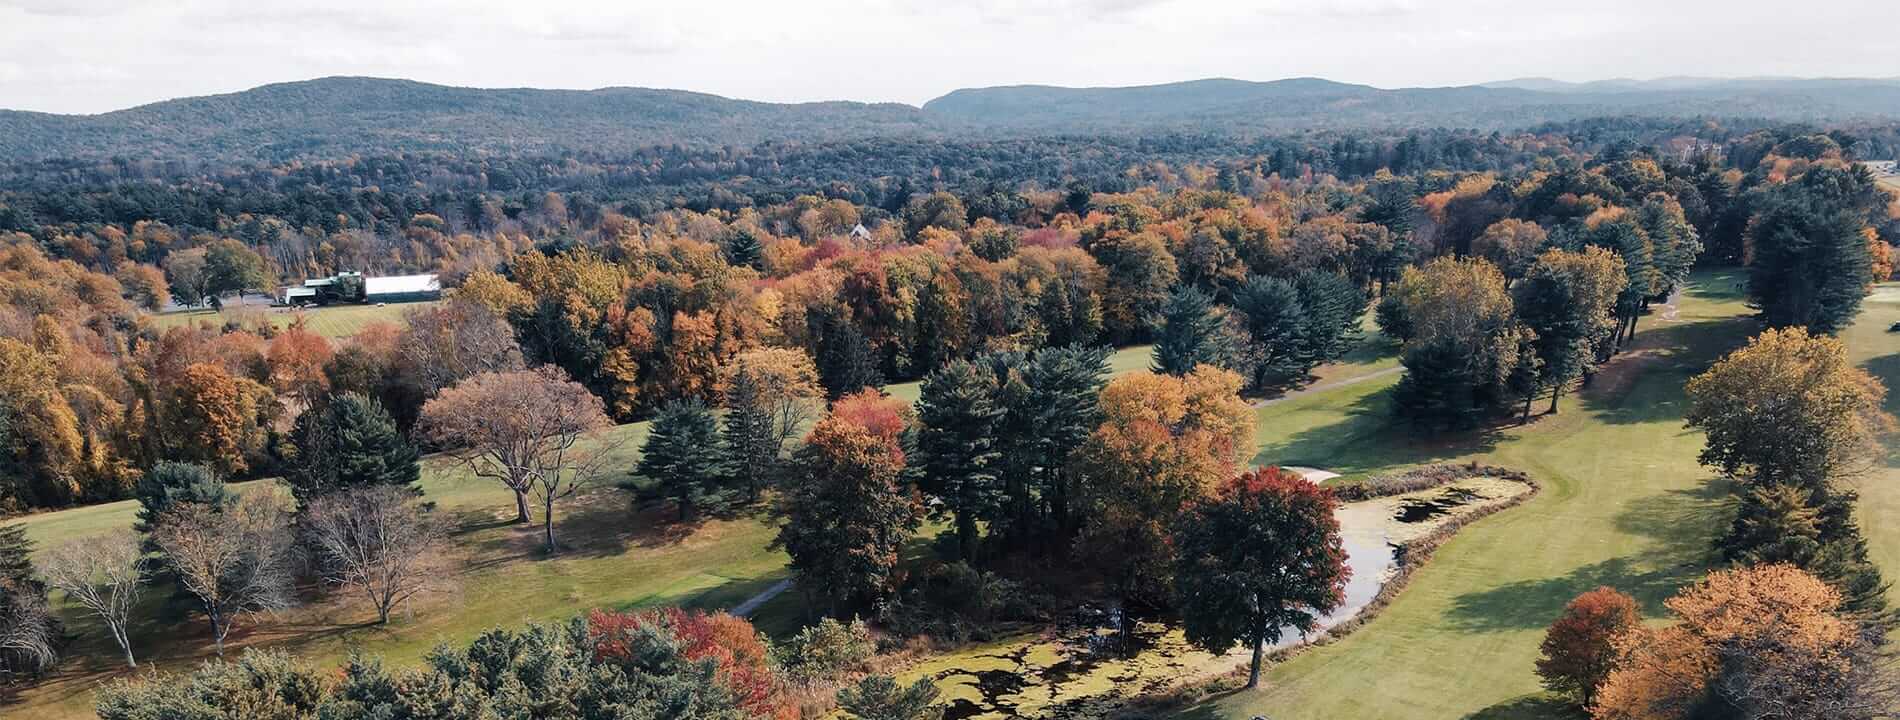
[6,75,1900,163]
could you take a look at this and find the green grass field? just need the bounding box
[1164,271,1892,719]
[147,301,427,339]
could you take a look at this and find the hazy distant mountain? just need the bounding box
[0,77,933,163]
[6,75,1900,163]
[925,76,1900,131]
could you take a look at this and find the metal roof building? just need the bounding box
[363,274,441,303]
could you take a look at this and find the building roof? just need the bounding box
[363,274,440,296]
[284,287,319,298]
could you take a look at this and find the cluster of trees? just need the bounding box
[90,607,939,720]
[0,382,438,675]
[728,352,1348,688]
[5,116,1896,516]
[1537,566,1896,719]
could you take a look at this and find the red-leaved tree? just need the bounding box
[1171,466,1349,689]
[1536,586,1641,708]
[586,608,784,718]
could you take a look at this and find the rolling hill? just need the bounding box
[7,75,1900,163]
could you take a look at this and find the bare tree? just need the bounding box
[39,530,149,668]
[418,366,613,554]
[397,300,524,395]
[0,579,57,681]
[1712,631,1900,720]
[152,493,298,656]
[302,486,449,624]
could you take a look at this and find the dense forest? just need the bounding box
[1,115,1894,513]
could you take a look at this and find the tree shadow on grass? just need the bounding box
[1462,695,1586,720]
[1611,481,1733,553]
[1577,315,1755,426]
[1443,555,1696,633]
[1254,385,1503,477]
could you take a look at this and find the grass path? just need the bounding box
[1178,270,1755,719]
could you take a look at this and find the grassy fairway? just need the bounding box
[148,301,427,338]
[1844,283,1900,607]
[1178,271,1755,720]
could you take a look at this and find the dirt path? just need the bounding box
[731,578,793,618]
[1252,366,1404,408]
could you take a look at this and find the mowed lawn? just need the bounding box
[1845,283,1900,608]
[147,301,427,338]
[1179,270,1758,719]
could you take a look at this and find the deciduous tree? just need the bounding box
[152,493,298,655]
[1514,247,1627,418]
[1173,467,1349,688]
[1076,366,1254,606]
[1536,587,1640,708]
[39,530,149,667]
[774,413,918,616]
[302,486,448,624]
[419,367,612,553]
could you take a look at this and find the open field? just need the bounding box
[146,301,428,338]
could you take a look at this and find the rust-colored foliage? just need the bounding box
[828,389,910,448]
[1537,586,1641,707]
[586,608,786,719]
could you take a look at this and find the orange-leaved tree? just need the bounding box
[1536,586,1641,708]
[1075,365,1253,606]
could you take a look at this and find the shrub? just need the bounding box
[879,561,1044,642]
[775,617,876,687]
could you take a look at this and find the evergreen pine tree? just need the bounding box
[724,228,764,270]
[1233,276,1311,387]
[637,399,729,521]
[0,524,36,590]
[133,461,233,537]
[285,393,421,506]
[1023,345,1109,535]
[1151,287,1243,376]
[811,308,883,400]
[910,360,1004,562]
[1292,270,1366,364]
[722,381,777,503]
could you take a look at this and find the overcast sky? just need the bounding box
[1,0,1895,115]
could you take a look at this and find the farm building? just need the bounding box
[281,271,440,306]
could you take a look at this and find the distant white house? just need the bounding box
[849,223,873,240]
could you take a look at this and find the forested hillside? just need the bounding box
[9,76,1900,163]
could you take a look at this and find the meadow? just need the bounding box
[145,301,427,338]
